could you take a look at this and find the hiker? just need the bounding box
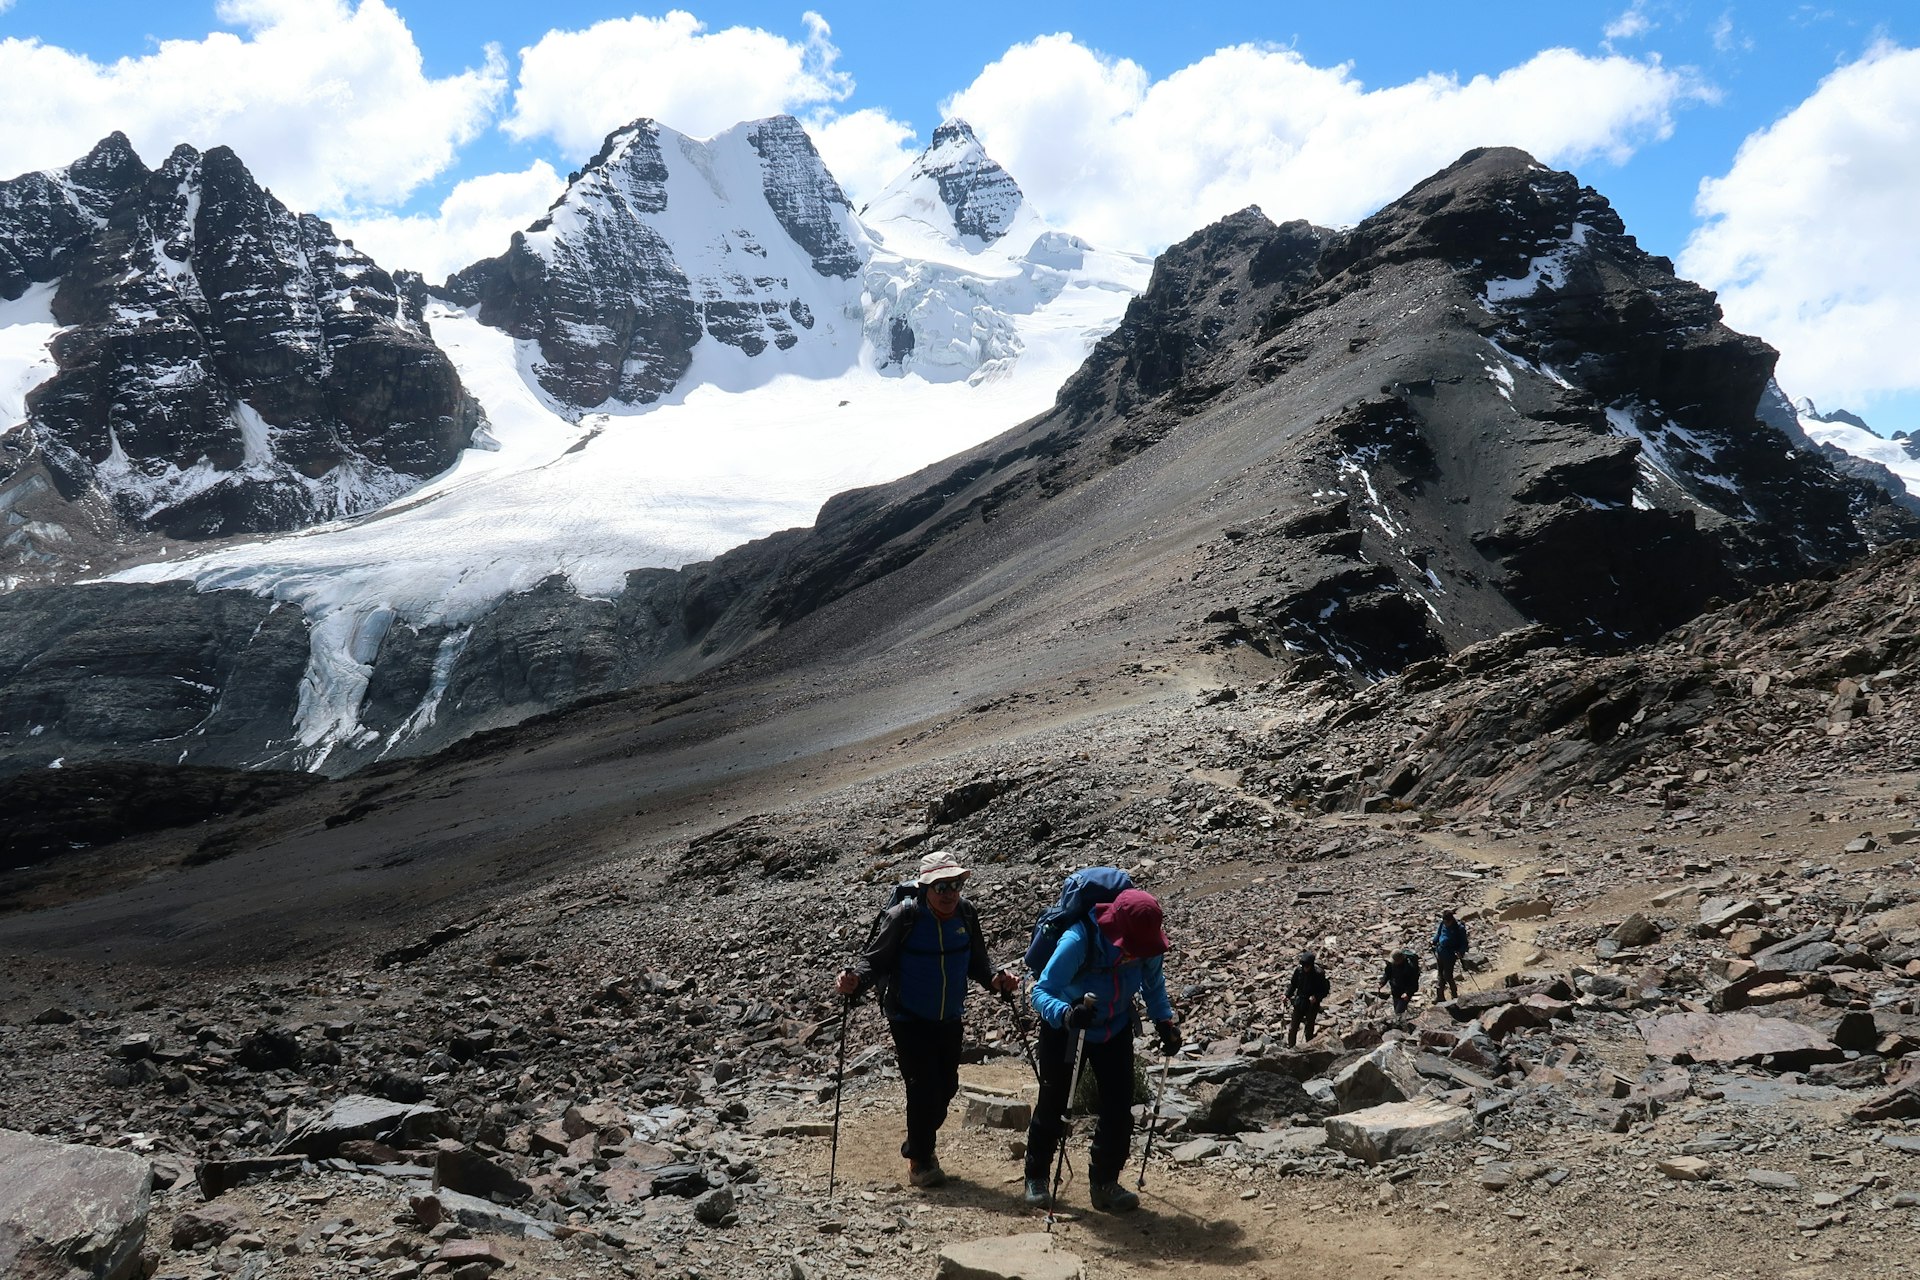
[1380,947,1421,1017]
[1285,951,1330,1047]
[835,852,1018,1188]
[1022,887,1179,1214]
[1433,909,1469,1001]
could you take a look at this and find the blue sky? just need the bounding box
[2,1,1915,429]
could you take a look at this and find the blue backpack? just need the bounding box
[1022,867,1134,977]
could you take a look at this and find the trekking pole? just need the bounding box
[828,985,853,1199]
[1136,1048,1171,1190]
[1048,995,1096,1233]
[1000,985,1040,1084]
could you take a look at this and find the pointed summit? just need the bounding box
[864,118,1025,246]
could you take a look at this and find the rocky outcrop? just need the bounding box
[443,115,866,410]
[0,1128,151,1280]
[0,136,481,548]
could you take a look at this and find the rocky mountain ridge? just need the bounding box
[0,133,482,557]
[0,147,1908,784]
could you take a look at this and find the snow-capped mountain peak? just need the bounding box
[862,118,1030,254]
[445,114,872,410]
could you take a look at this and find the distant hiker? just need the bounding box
[835,852,1017,1188]
[1023,888,1179,1214]
[1285,951,1330,1047]
[1433,909,1469,1001]
[1380,948,1421,1017]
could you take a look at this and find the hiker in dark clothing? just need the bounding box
[1380,948,1421,1017]
[1432,909,1469,1001]
[836,852,1017,1187]
[1285,951,1330,1047]
[1023,888,1178,1214]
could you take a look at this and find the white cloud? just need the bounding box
[1605,2,1656,42]
[0,0,503,211]
[941,37,1705,250]
[503,9,850,154]
[807,108,919,207]
[330,161,564,282]
[1709,11,1752,53]
[1682,43,1920,412]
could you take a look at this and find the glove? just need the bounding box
[1066,1000,1097,1030]
[1155,1020,1182,1056]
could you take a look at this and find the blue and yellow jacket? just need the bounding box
[1031,918,1174,1044]
[852,897,994,1022]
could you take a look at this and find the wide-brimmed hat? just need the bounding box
[916,852,971,886]
[1095,888,1169,958]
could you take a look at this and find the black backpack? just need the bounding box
[859,882,922,1006]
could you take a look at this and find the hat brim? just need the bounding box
[918,866,970,886]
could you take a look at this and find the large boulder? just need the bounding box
[935,1233,1085,1280]
[0,1128,152,1280]
[1640,1012,1843,1070]
[1331,1042,1425,1111]
[1189,1068,1321,1132]
[1323,1099,1474,1163]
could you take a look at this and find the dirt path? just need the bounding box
[770,1063,1512,1280]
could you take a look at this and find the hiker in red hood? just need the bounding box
[1022,887,1179,1214]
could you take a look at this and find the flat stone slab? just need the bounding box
[1641,1012,1842,1069]
[278,1094,444,1158]
[1323,1099,1473,1164]
[431,1188,555,1240]
[962,1092,1033,1130]
[936,1233,1084,1280]
[0,1128,152,1280]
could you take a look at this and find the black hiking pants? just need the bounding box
[1436,952,1462,1000]
[1024,1021,1135,1186]
[887,1014,964,1163]
[1389,986,1416,1017]
[1287,997,1321,1047]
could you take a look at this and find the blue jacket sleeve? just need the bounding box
[1031,927,1089,1029]
[1141,955,1174,1023]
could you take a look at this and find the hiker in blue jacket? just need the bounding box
[836,852,1017,1187]
[1021,888,1179,1214]
[1432,909,1469,1001]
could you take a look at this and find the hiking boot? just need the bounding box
[1088,1180,1139,1213]
[1022,1176,1053,1208]
[908,1158,947,1188]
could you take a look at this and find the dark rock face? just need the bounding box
[0,581,310,775]
[0,133,146,302]
[443,115,864,411]
[920,119,1024,243]
[747,116,862,279]
[0,137,482,544]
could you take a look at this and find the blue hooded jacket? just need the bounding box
[1031,917,1174,1044]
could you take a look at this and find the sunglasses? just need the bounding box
[927,880,963,894]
